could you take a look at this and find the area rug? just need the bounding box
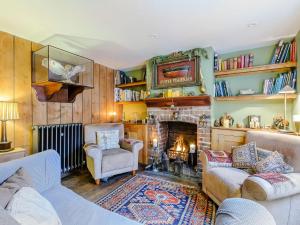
[95,174,216,225]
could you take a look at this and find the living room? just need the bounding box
[0,1,300,225]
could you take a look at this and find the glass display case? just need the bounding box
[32,45,94,102]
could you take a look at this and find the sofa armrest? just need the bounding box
[120,139,143,170]
[84,144,103,179]
[200,150,233,172]
[200,150,210,172]
[242,173,300,201]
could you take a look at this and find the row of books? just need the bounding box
[271,39,296,64]
[114,88,148,102]
[214,53,254,71]
[214,81,232,97]
[263,70,297,95]
[115,71,137,85]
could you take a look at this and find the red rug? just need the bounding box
[95,174,216,225]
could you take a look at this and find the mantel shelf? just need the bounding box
[115,101,145,105]
[145,96,211,107]
[115,81,146,88]
[214,62,297,78]
[214,94,297,101]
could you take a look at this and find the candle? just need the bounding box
[153,138,158,148]
[190,143,196,153]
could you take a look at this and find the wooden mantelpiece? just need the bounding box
[145,96,211,107]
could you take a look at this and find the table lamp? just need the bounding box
[0,102,19,151]
[279,85,295,131]
[293,114,300,135]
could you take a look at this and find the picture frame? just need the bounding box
[152,57,201,89]
[248,115,261,128]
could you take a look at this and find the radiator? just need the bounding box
[33,123,84,174]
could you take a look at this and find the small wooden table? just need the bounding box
[0,148,26,163]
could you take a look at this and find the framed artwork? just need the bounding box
[152,57,201,89]
[248,115,261,128]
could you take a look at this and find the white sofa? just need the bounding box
[84,123,143,185]
[201,131,300,225]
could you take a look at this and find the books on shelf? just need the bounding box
[115,88,147,102]
[271,39,297,64]
[115,71,137,85]
[214,80,232,97]
[214,53,254,72]
[263,70,297,95]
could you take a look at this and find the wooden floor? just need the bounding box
[62,168,200,202]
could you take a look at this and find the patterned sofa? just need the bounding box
[200,131,300,225]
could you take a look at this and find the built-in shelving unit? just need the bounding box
[214,93,297,101]
[214,62,297,78]
[115,101,146,105]
[115,81,146,88]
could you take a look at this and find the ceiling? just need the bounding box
[1,0,300,70]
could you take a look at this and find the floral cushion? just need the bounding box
[256,147,284,161]
[255,151,294,174]
[96,130,120,150]
[203,150,232,167]
[232,142,258,169]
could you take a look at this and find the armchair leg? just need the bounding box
[132,170,136,176]
[95,179,101,185]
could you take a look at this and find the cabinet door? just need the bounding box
[212,129,246,152]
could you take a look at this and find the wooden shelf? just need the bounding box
[214,94,297,101]
[145,95,211,107]
[115,101,145,105]
[214,62,297,78]
[115,81,146,88]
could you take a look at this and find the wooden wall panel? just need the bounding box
[92,64,100,123]
[0,32,15,147]
[0,31,117,153]
[14,37,32,153]
[99,65,107,122]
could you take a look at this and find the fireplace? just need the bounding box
[147,104,211,179]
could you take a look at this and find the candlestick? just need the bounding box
[153,138,158,148]
[190,143,196,153]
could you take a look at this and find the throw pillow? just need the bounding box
[256,148,284,161]
[255,151,294,174]
[96,129,120,150]
[203,150,232,167]
[232,142,258,169]
[0,168,33,208]
[0,206,20,225]
[6,187,62,225]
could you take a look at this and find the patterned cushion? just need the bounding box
[255,151,294,174]
[256,148,284,161]
[203,150,232,167]
[232,142,257,169]
[96,130,120,150]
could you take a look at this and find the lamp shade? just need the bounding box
[293,114,300,122]
[0,102,19,121]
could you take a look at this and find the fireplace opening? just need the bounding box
[155,121,198,177]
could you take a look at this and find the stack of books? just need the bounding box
[271,39,296,64]
[115,88,145,102]
[263,70,297,95]
[214,53,254,71]
[214,81,232,97]
[115,71,136,85]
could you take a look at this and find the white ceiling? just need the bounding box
[1,0,300,70]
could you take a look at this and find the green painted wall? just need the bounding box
[293,31,300,116]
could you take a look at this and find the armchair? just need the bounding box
[84,123,143,185]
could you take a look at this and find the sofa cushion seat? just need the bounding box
[243,173,300,201]
[206,167,249,202]
[42,185,140,225]
[102,148,133,173]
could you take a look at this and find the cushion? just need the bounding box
[0,206,20,225]
[256,147,284,161]
[6,187,62,225]
[203,150,232,167]
[0,167,32,208]
[102,148,133,173]
[205,167,249,202]
[96,130,120,150]
[255,151,294,174]
[232,142,257,169]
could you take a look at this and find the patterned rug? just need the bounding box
[95,174,216,225]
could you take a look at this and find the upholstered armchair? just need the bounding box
[84,123,143,185]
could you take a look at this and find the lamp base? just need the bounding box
[0,141,12,152]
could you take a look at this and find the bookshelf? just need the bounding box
[214,62,297,78]
[115,81,146,88]
[214,93,297,101]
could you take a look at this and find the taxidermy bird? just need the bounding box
[42,58,85,82]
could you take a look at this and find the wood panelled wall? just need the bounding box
[0,31,121,154]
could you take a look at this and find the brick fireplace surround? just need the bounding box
[147,105,211,172]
